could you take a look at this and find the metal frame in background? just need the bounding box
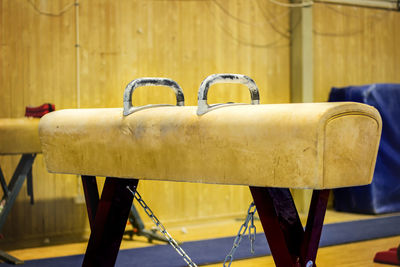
[0,153,36,265]
[124,203,169,244]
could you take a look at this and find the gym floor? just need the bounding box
[4,210,399,266]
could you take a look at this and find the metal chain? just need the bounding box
[127,186,198,267]
[223,202,257,267]
[248,207,256,254]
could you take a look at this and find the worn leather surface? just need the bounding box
[0,118,41,155]
[39,102,382,189]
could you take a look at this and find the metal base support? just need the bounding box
[124,204,169,243]
[250,187,330,267]
[374,245,400,266]
[81,176,138,267]
[0,154,36,265]
[0,251,24,265]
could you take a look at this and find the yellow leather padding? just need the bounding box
[38,102,382,189]
[0,118,41,155]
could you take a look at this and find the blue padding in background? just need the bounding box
[329,84,400,214]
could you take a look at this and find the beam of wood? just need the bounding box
[290,4,314,214]
[315,0,399,10]
[290,5,313,103]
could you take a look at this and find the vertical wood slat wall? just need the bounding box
[0,0,291,242]
[0,0,399,244]
[313,3,400,100]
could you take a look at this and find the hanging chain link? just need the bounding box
[248,206,256,255]
[127,186,198,267]
[223,202,257,267]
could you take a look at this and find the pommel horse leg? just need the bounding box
[250,187,330,267]
[81,176,138,267]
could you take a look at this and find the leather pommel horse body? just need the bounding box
[38,75,382,267]
[0,118,41,155]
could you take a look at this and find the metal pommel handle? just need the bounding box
[123,78,185,116]
[197,74,260,115]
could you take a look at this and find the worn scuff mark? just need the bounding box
[273,156,280,186]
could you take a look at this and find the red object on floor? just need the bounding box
[374,246,400,266]
[25,103,55,118]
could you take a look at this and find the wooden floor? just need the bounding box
[3,210,399,266]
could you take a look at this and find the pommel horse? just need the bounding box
[0,117,41,264]
[38,74,382,267]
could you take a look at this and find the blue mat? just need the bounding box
[330,84,400,214]
[3,215,400,266]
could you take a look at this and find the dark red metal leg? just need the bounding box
[82,177,138,267]
[82,176,99,230]
[250,187,304,267]
[300,189,330,266]
[250,187,330,267]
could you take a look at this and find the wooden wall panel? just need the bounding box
[78,0,290,109]
[0,0,77,117]
[313,3,400,102]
